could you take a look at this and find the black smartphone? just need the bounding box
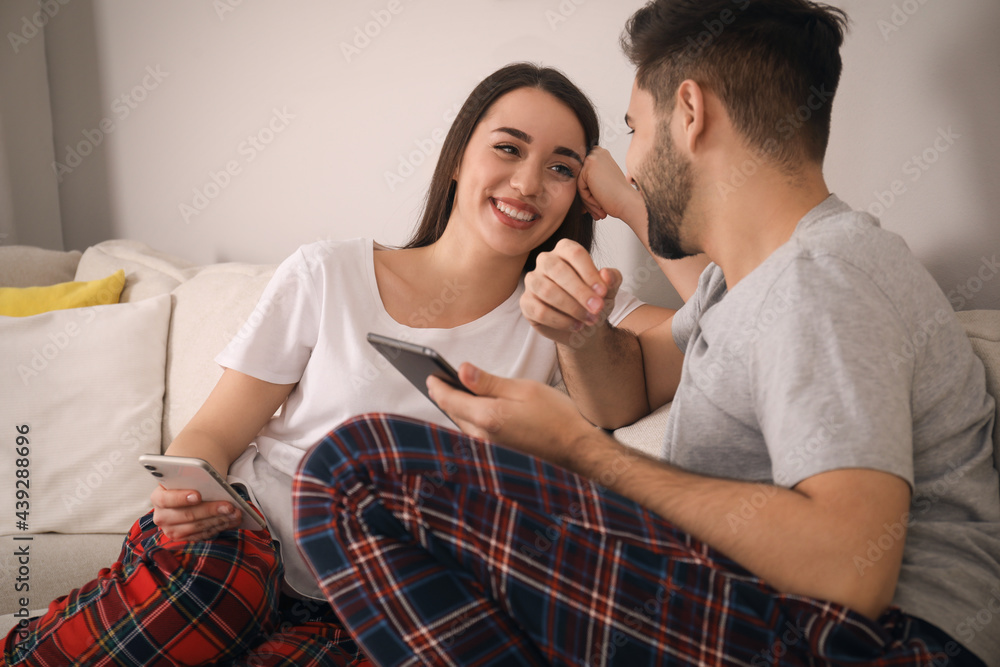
[366,333,474,409]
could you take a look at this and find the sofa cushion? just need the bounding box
[75,239,196,303]
[164,264,275,445]
[0,270,125,317]
[0,246,81,288]
[0,295,170,534]
[614,402,671,459]
[0,533,125,617]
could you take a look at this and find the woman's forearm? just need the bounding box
[163,429,241,477]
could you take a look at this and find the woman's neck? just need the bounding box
[374,229,528,329]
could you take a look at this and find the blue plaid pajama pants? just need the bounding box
[293,413,984,667]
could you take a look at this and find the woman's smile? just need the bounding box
[491,197,541,229]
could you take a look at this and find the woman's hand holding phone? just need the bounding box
[141,453,264,541]
[149,486,243,542]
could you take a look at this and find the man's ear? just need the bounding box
[675,79,706,154]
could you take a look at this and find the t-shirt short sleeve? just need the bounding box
[216,247,320,385]
[607,285,643,327]
[671,263,720,354]
[751,256,915,489]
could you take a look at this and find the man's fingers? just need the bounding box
[428,366,510,435]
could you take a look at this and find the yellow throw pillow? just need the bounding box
[0,270,126,317]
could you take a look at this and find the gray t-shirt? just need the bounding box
[663,194,1000,664]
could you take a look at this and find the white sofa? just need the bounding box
[1,239,998,626]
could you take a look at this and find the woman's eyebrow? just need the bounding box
[493,127,583,165]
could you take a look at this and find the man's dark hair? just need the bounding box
[622,0,849,169]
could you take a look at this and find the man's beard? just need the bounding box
[637,128,695,260]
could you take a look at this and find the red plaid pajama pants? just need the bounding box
[2,501,370,666]
[293,413,983,667]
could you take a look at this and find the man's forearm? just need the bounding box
[565,430,905,620]
[557,324,650,429]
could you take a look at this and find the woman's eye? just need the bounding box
[495,143,519,156]
[551,164,576,178]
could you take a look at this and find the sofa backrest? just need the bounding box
[956,310,1000,496]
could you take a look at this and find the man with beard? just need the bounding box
[293,1,999,665]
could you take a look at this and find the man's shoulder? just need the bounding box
[767,198,935,313]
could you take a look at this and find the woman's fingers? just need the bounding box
[522,239,621,342]
[150,486,241,541]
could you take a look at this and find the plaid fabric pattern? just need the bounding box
[226,594,372,667]
[3,505,370,667]
[294,413,979,667]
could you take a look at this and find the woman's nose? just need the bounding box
[510,162,543,197]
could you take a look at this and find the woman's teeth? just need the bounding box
[494,199,538,222]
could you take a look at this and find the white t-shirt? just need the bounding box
[216,237,642,598]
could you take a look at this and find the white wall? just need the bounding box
[41,0,1000,310]
[0,0,63,249]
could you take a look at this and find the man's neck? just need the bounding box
[700,166,831,289]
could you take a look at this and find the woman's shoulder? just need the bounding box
[277,237,372,273]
